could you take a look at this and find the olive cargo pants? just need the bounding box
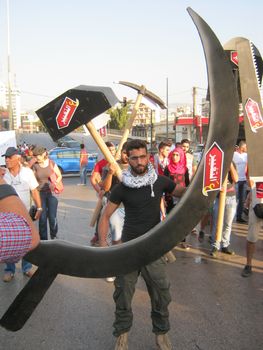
[113,257,171,337]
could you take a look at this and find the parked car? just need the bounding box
[57,136,80,148]
[48,147,98,174]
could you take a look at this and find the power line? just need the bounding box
[20,90,54,98]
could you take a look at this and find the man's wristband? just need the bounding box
[36,207,43,211]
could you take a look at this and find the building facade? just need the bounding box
[0,80,21,130]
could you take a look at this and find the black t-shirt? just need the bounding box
[109,175,176,242]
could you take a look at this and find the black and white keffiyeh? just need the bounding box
[122,162,157,197]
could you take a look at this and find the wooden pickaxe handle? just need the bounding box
[90,197,103,227]
[86,120,122,227]
[85,121,122,180]
[215,175,228,242]
[115,85,146,160]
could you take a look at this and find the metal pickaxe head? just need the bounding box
[118,81,167,109]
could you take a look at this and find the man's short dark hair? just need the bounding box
[126,139,148,156]
[80,143,85,149]
[105,141,115,148]
[121,141,128,152]
[158,141,170,151]
[181,139,190,145]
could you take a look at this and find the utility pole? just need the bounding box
[7,0,13,130]
[193,86,197,117]
[166,77,168,139]
[192,86,197,143]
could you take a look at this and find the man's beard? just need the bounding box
[130,163,148,175]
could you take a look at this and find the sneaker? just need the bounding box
[2,273,14,282]
[242,265,252,277]
[24,270,34,278]
[221,247,235,255]
[77,183,85,186]
[115,332,128,350]
[156,333,172,350]
[106,277,115,283]
[164,251,176,263]
[210,247,218,258]
[198,231,205,242]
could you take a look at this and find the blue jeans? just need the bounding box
[211,195,237,250]
[80,165,87,185]
[39,191,58,240]
[235,180,247,220]
[4,259,32,274]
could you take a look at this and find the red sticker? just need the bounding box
[202,142,224,196]
[56,97,79,129]
[230,51,238,66]
[256,182,263,199]
[245,98,263,133]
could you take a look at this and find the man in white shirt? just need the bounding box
[153,141,170,175]
[181,139,197,181]
[1,147,42,282]
[233,140,248,223]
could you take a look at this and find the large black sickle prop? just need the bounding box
[0,7,239,331]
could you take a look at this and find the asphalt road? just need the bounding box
[0,176,263,350]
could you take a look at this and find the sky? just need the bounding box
[0,0,262,112]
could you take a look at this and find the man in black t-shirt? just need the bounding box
[99,139,184,350]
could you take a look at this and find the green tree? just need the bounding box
[35,118,46,132]
[108,101,131,130]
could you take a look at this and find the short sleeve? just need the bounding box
[0,212,32,263]
[109,183,123,205]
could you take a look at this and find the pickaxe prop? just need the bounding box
[90,82,166,227]
[115,81,166,160]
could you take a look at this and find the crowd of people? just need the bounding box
[0,137,262,350]
[0,143,62,282]
[87,137,262,349]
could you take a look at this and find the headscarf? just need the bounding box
[167,147,187,175]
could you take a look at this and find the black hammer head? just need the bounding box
[36,85,119,141]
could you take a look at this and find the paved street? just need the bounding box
[0,176,263,350]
